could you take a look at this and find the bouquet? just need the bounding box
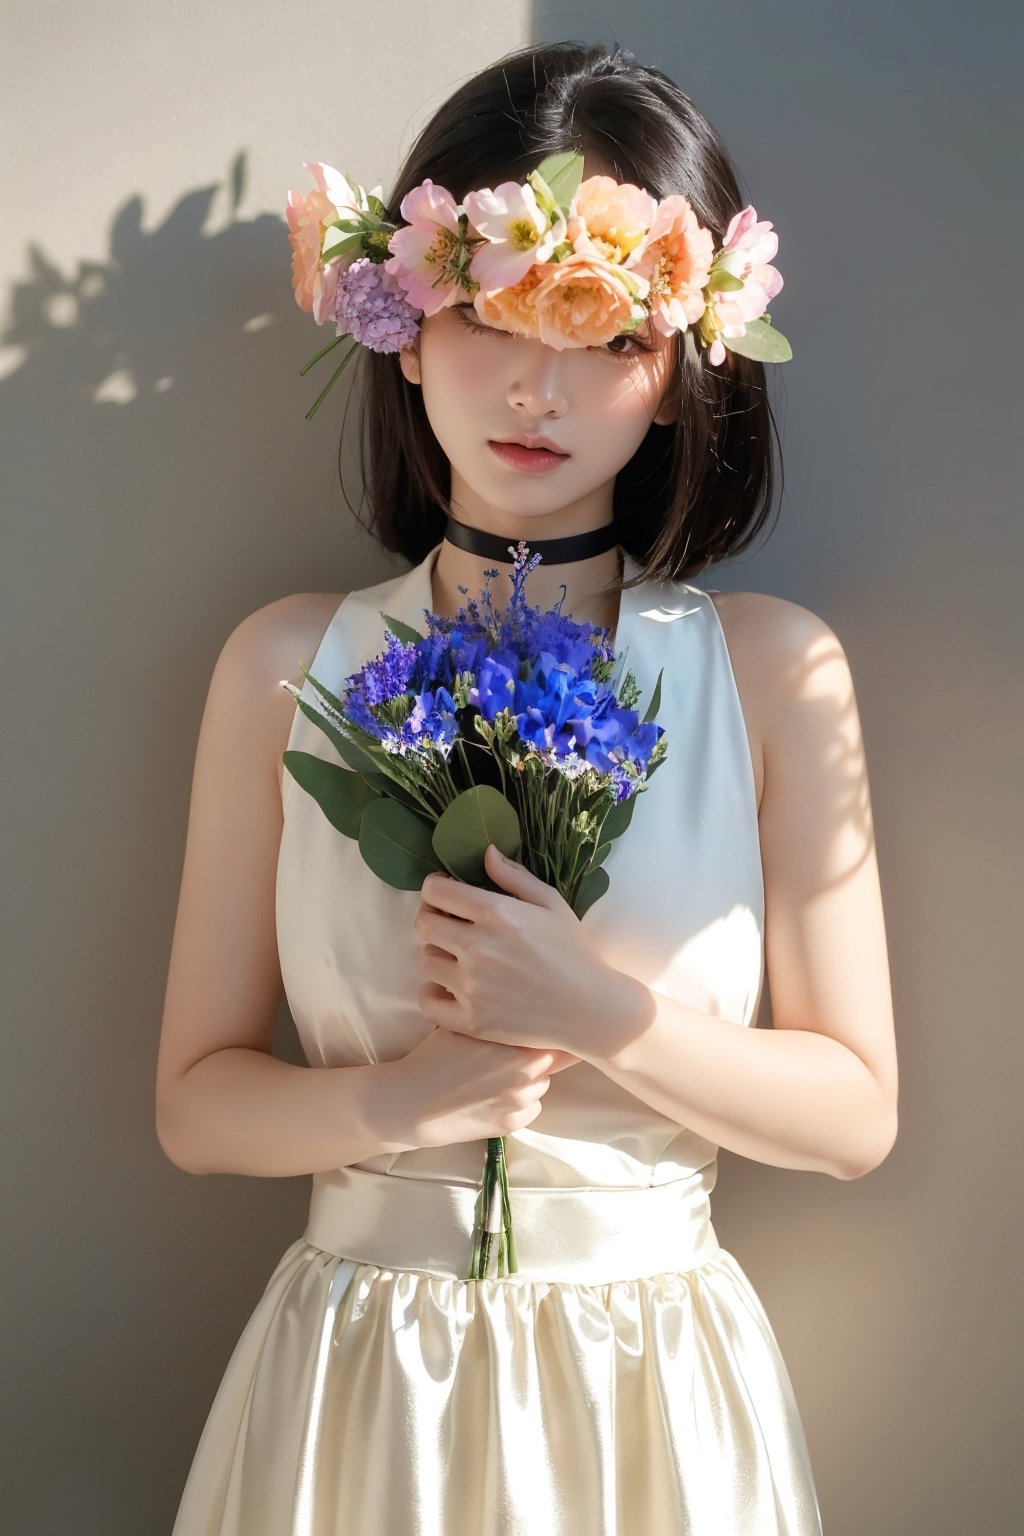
[280,541,668,1278]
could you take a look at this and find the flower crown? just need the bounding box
[286,150,791,420]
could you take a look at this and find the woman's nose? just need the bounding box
[506,356,568,417]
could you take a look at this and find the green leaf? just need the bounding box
[601,793,637,842]
[328,728,386,777]
[300,666,354,730]
[722,318,793,363]
[321,230,368,261]
[358,798,444,890]
[361,770,427,812]
[590,840,612,869]
[706,267,744,293]
[432,785,522,886]
[379,610,425,645]
[287,667,415,779]
[532,151,584,213]
[642,667,664,724]
[282,751,380,838]
[575,864,610,919]
[291,694,383,775]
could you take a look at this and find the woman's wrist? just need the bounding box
[357,1057,421,1157]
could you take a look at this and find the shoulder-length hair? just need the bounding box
[340,38,785,592]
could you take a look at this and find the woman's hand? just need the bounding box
[377,1029,578,1150]
[413,842,617,1059]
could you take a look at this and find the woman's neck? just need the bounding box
[430,531,624,635]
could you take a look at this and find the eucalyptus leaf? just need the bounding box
[327,728,386,777]
[601,794,637,842]
[358,798,444,890]
[590,840,612,868]
[282,751,380,839]
[575,864,610,919]
[642,667,664,725]
[380,610,425,645]
[722,318,793,363]
[433,785,522,885]
[361,770,427,812]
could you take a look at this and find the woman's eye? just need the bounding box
[455,308,501,337]
[455,305,648,356]
[599,332,649,358]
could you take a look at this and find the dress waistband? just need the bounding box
[303,1163,722,1283]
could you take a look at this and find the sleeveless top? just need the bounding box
[275,538,764,1197]
[170,547,827,1535]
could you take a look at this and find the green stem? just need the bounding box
[304,339,360,421]
[299,331,351,376]
[498,1139,517,1272]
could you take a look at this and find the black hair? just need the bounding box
[340,38,785,591]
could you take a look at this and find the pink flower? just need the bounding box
[384,179,473,315]
[703,206,784,364]
[463,180,566,291]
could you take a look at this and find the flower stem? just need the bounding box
[468,1135,518,1278]
[299,332,350,376]
[303,338,360,420]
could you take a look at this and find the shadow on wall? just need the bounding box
[1,148,379,1529]
[2,147,368,659]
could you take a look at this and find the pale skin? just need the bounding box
[155,160,898,1183]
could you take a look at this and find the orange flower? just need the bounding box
[531,253,647,349]
[473,263,547,335]
[628,194,714,337]
[476,253,647,349]
[286,185,343,323]
[567,175,658,266]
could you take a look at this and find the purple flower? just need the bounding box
[333,256,422,352]
[332,540,667,797]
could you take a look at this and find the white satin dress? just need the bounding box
[171,540,824,1535]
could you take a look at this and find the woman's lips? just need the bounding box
[488,441,570,473]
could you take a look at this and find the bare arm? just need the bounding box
[579,598,899,1180]
[155,592,413,1177]
[164,1049,413,1177]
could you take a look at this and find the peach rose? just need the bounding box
[286,164,379,325]
[629,194,714,338]
[567,175,658,266]
[286,185,341,321]
[531,253,648,350]
[473,263,547,336]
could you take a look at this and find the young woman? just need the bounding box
[158,39,898,1535]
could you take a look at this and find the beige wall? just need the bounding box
[2,2,1019,1530]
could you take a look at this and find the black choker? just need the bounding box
[443,514,619,564]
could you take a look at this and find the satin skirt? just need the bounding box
[171,1167,823,1535]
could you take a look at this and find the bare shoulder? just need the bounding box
[221,591,348,797]
[705,589,844,815]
